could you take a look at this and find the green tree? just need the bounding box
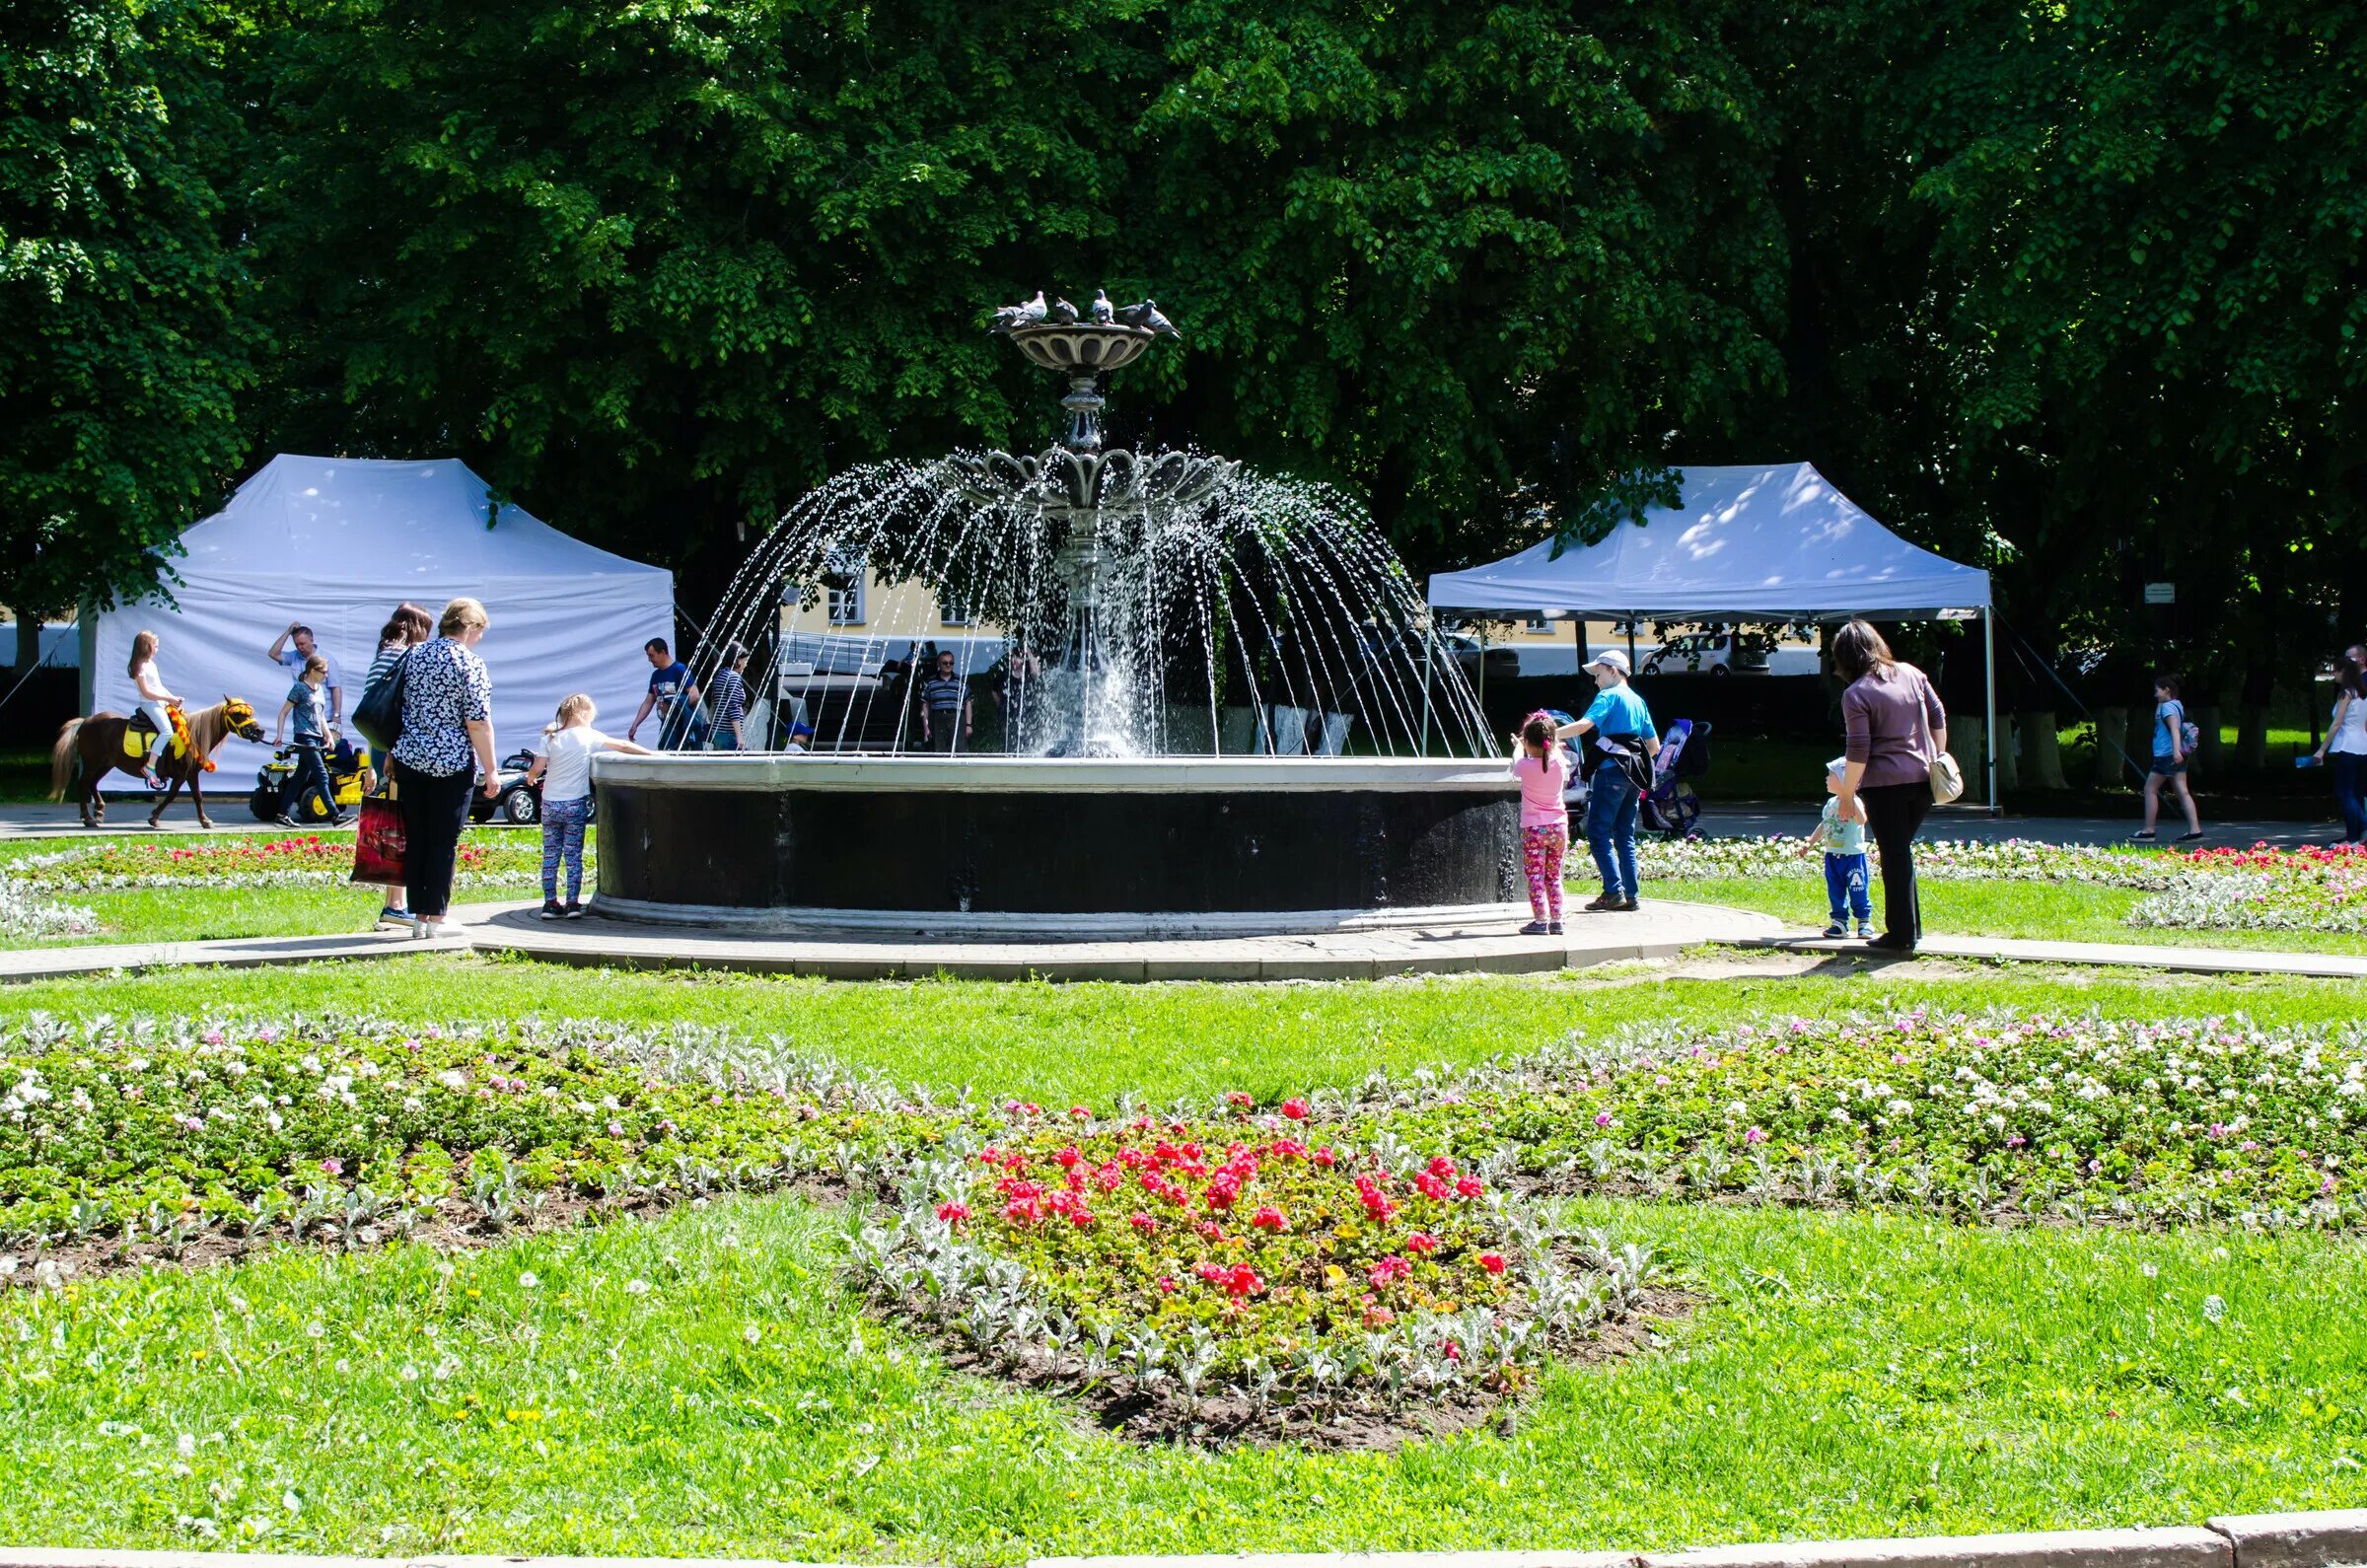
[0,0,250,665]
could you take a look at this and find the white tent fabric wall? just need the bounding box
[1426,463,1989,621]
[1425,462,1998,808]
[90,456,676,784]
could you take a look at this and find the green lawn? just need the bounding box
[1678,873,2367,957]
[1,1179,2356,1560]
[6,953,2367,1560]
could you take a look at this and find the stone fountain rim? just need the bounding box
[594,754,1516,794]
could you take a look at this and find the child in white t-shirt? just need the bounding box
[524,693,654,918]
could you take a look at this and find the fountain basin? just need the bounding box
[592,755,1522,937]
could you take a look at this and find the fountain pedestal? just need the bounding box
[593,755,1521,937]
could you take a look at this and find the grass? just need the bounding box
[1678,874,2367,957]
[0,1189,2357,1560]
[5,956,2367,1105]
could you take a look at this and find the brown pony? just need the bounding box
[50,698,267,829]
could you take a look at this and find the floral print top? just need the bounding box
[391,636,492,777]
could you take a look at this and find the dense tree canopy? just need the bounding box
[10,0,2363,696]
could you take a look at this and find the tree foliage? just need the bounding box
[0,0,249,628]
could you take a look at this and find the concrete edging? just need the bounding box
[6,1511,2367,1568]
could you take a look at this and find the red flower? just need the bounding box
[1068,1208,1097,1229]
[1158,1276,1177,1293]
[1313,1147,1337,1168]
[1427,1155,1458,1178]
[1128,1211,1159,1233]
[1368,1255,1411,1288]
[1478,1251,1507,1274]
[1414,1172,1451,1200]
[1054,1145,1082,1170]
[1068,1105,1091,1120]
[1280,1098,1310,1120]
[1456,1176,1485,1198]
[1250,1205,1286,1233]
[936,1201,971,1223]
[1224,1091,1255,1110]
[1223,1263,1265,1299]
[1195,1219,1225,1241]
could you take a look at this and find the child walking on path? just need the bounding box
[525,694,654,918]
[2135,672,2203,842]
[1510,711,1571,935]
[1797,756,1873,938]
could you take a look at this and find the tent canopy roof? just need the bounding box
[171,455,668,596]
[1427,463,1989,622]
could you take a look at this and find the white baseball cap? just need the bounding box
[1586,648,1630,676]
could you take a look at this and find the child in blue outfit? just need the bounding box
[1797,756,1873,938]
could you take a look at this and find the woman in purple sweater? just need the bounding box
[1830,620,1948,952]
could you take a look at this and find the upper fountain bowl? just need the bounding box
[1008,322,1157,373]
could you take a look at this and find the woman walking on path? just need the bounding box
[390,599,498,936]
[125,630,179,786]
[1509,711,1572,935]
[2315,657,2366,844]
[1551,649,1659,912]
[1830,620,1947,952]
[361,603,434,926]
[2134,673,2203,843]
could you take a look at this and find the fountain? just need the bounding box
[592,292,1521,935]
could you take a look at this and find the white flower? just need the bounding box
[624,1278,651,1296]
[742,1323,762,1346]
[2202,1294,2227,1322]
[517,1271,539,1290]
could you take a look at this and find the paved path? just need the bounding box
[0,925,470,981]
[0,801,538,840]
[1701,801,2346,849]
[1740,931,2367,980]
[463,899,1786,981]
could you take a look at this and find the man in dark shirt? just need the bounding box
[627,638,702,750]
[920,650,970,753]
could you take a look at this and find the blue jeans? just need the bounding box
[540,795,591,903]
[1823,851,1872,925]
[2333,752,2366,842]
[285,744,335,820]
[1584,763,1640,901]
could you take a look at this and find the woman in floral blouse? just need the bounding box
[391,598,499,933]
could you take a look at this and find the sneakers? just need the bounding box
[1823,922,1847,939]
[1615,896,1639,912]
[1518,919,1552,936]
[1583,893,1621,912]
[375,905,412,928]
[538,899,565,921]
[2176,830,2204,842]
[563,902,587,920]
[1855,922,1876,940]
[2130,829,2158,841]
[1547,920,1564,935]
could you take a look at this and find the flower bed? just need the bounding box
[849,1103,1655,1442]
[0,1016,963,1261]
[1369,1010,2364,1228]
[1635,835,2367,935]
[8,831,545,893]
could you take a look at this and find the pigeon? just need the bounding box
[1138,299,1179,338]
[1089,289,1114,323]
[1049,297,1081,323]
[1113,299,1152,327]
[997,291,1047,330]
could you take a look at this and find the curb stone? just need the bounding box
[2207,1512,2367,1568]
[3,1515,2366,1568]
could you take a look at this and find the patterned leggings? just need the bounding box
[540,796,591,903]
[1522,823,1569,920]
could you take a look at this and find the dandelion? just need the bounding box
[517,1271,539,1290]
[623,1279,651,1296]
[742,1324,762,1346]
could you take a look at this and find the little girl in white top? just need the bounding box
[126,629,178,785]
[523,693,654,918]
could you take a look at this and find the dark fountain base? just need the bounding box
[592,756,1522,938]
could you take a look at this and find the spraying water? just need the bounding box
[688,295,1491,758]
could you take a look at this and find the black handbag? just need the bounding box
[352,649,410,753]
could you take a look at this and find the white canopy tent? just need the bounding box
[1425,462,1998,806]
[89,456,676,779]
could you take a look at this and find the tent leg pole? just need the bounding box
[1418,629,1435,755]
[1984,611,2000,818]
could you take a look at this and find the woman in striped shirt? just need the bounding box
[704,642,752,750]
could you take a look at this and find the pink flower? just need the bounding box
[1128,1211,1158,1233]
[1368,1255,1411,1288]
[936,1201,970,1223]
[1225,1091,1255,1110]
[1404,1232,1438,1256]
[1593,1110,1614,1128]
[1223,1264,1265,1299]
[1068,1105,1091,1120]
[1455,1176,1485,1198]
[1478,1251,1508,1274]
[319,1157,343,1176]
[1280,1098,1310,1121]
[1313,1147,1337,1168]
[1744,1126,1767,1145]
[1250,1205,1286,1233]
[1157,1276,1177,1293]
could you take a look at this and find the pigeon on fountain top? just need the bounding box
[1115,298,1180,338]
[1090,289,1115,323]
[1049,297,1081,324]
[988,291,1047,333]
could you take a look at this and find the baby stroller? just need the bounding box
[1639,719,1711,840]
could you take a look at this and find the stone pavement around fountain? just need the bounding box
[0,896,2361,985]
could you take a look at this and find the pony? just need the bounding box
[50,698,267,829]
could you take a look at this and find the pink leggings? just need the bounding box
[1522,823,1568,920]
